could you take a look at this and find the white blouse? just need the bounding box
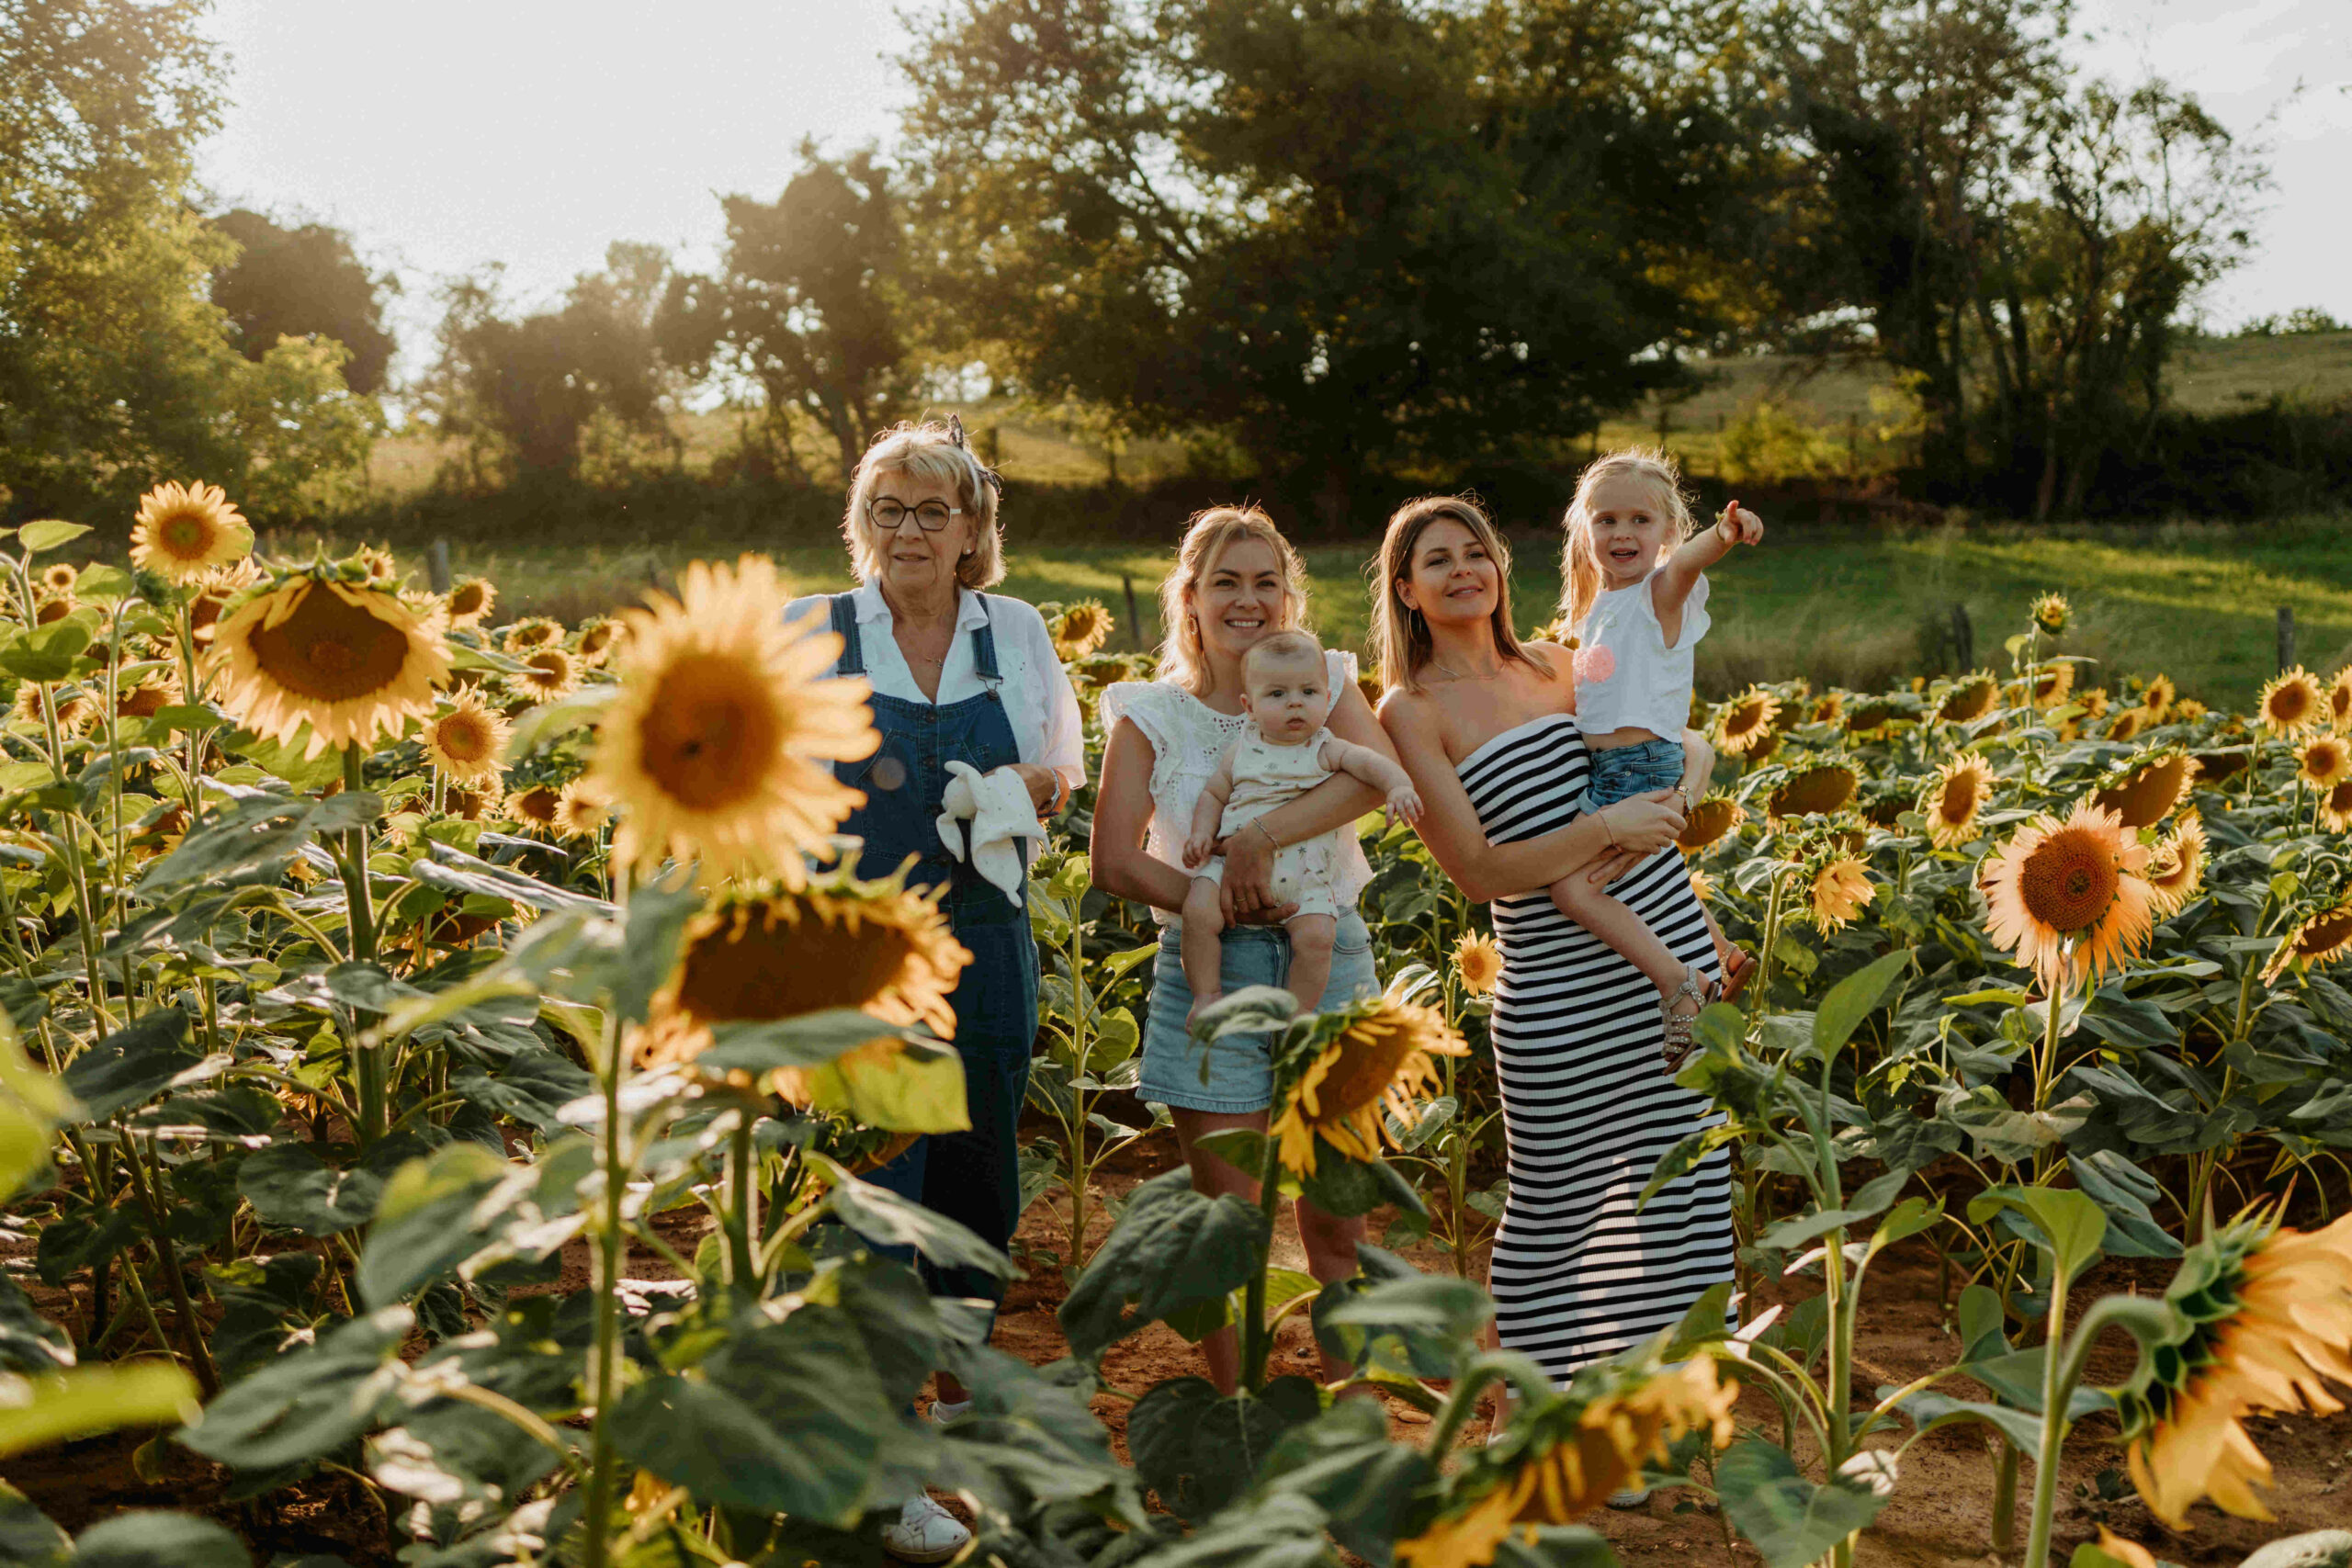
[1573,569,1711,739]
[785,579,1086,794]
[1101,651,1374,927]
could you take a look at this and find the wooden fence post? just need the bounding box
[2278,605,2295,672]
[428,539,452,594]
[1122,573,1144,651]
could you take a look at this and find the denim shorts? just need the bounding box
[1585,736,1686,809]
[1137,911,1378,1113]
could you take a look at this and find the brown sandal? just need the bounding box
[1717,947,1757,1004]
[1661,969,1716,1072]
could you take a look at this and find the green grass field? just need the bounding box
[380,513,2352,711]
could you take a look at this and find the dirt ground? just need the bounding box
[6,1127,2347,1566]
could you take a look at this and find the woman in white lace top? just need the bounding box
[1091,505,1404,1394]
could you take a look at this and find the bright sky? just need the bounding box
[197,0,2348,385]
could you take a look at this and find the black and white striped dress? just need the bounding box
[1457,713,1736,1382]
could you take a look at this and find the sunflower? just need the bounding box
[1716,687,1780,756]
[635,879,970,1102]
[553,779,609,840]
[1396,1359,1739,1567]
[1921,754,1995,848]
[511,646,581,703]
[2118,1206,2352,1529]
[2298,735,2351,790]
[2145,811,2207,918]
[10,684,93,736]
[2176,698,2209,723]
[115,672,180,721]
[2028,660,2075,710]
[2077,687,2110,720]
[503,783,561,835]
[2261,901,2352,986]
[419,694,511,784]
[1766,762,1859,824]
[1688,867,1715,904]
[2322,780,2352,834]
[187,558,265,648]
[353,546,399,584]
[2196,747,2249,784]
[32,596,74,626]
[399,589,450,639]
[588,555,876,886]
[1981,799,2155,992]
[1678,795,1745,855]
[1810,856,1874,931]
[445,577,497,629]
[39,564,76,595]
[2104,706,2148,743]
[1745,729,1781,765]
[129,480,253,584]
[1269,987,1467,1177]
[447,782,502,822]
[501,616,564,654]
[2330,668,2352,732]
[1843,700,1896,736]
[2031,592,2070,636]
[1808,693,1844,727]
[2142,673,2177,723]
[2258,667,2324,739]
[2093,751,2198,829]
[1939,672,2000,725]
[203,574,450,759]
[1051,601,1114,661]
[1453,931,1502,997]
[573,616,619,667]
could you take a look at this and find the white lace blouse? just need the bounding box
[1100,650,1375,927]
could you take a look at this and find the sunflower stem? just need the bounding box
[1239,1132,1284,1395]
[582,1004,628,1568]
[119,1128,220,1398]
[725,1112,758,1297]
[336,744,389,1143]
[1989,1437,2018,1554]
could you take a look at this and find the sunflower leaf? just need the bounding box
[1060,1168,1271,1360]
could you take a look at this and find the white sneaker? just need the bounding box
[882,1495,970,1563]
[1605,1487,1652,1510]
[925,1396,973,1425]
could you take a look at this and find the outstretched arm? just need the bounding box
[1322,736,1424,824]
[1654,502,1764,641]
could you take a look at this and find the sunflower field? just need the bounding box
[1,487,2351,1568]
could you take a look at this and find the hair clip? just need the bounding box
[946,414,1005,494]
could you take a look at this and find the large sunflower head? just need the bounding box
[1981,799,2155,992]
[1051,601,1114,661]
[573,616,619,667]
[446,577,497,629]
[2144,811,2208,918]
[635,875,971,1099]
[130,480,253,584]
[1269,987,1466,1176]
[201,571,451,759]
[1922,754,1996,848]
[2118,1205,2352,1530]
[1939,672,2001,725]
[1809,855,1874,931]
[1808,692,1845,727]
[511,646,582,704]
[2104,706,2148,743]
[419,694,511,784]
[588,555,877,886]
[2092,750,2198,829]
[2031,592,2071,636]
[553,779,610,841]
[1716,687,1780,756]
[2321,779,2352,834]
[1767,761,1859,825]
[2142,673,2177,723]
[1453,931,1502,998]
[501,616,564,655]
[2298,735,2351,790]
[1678,795,1745,855]
[2259,667,2325,739]
[2262,900,2352,986]
[1396,1358,1739,1566]
[2028,660,2076,710]
[505,783,563,836]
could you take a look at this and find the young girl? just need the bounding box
[1552,450,1761,1061]
[1182,631,1424,1021]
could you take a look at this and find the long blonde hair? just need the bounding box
[1156,506,1309,694]
[1555,447,1696,633]
[1374,495,1546,694]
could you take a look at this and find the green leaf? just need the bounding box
[1885,1387,2042,1451]
[62,1008,200,1122]
[0,621,93,682]
[448,1050,595,1134]
[1715,1438,1892,1568]
[0,1363,201,1460]
[235,1144,382,1237]
[501,682,617,756]
[1126,1375,1321,1520]
[358,1144,512,1307]
[16,521,90,555]
[177,1307,411,1470]
[1812,949,1914,1060]
[67,564,133,603]
[1967,1185,2107,1283]
[696,1010,938,1074]
[1319,1273,1492,1373]
[793,1036,968,1134]
[1060,1168,1271,1360]
[1256,1398,1437,1562]
[823,1165,1012,1280]
[0,1491,68,1565]
[70,1511,249,1568]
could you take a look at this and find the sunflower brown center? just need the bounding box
[248,585,414,702]
[513,785,560,823]
[2019,828,2119,932]
[2270,687,2312,724]
[675,909,910,1021]
[1314,1030,1416,1119]
[437,716,493,761]
[2297,909,2352,960]
[450,583,487,616]
[155,512,211,556]
[1940,774,1980,819]
[639,652,781,810]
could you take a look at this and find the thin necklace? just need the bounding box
[1431,656,1503,682]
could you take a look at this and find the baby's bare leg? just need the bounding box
[1182,877,1227,1025]
[1549,872,1692,998]
[1283,913,1339,1013]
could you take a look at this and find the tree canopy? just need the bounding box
[209,209,400,396]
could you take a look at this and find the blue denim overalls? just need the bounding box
[829,592,1039,1308]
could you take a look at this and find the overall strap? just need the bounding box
[829,593,865,677]
[969,595,1003,687]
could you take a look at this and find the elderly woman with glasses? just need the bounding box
[786,419,1084,1562]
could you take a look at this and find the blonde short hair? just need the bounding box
[1242,629,1323,685]
[1155,506,1309,694]
[842,421,1005,590]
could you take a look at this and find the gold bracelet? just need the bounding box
[1251,819,1281,852]
[1600,810,1620,849]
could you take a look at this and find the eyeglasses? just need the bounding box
[866,498,965,533]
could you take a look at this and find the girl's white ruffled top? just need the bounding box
[1102,649,1374,928]
[1572,569,1710,738]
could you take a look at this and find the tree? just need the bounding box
[896,0,1781,508]
[208,209,400,395]
[658,144,919,482]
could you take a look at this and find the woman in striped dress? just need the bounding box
[1372,497,1736,1413]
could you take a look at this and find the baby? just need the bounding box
[1182,631,1424,1021]
[1551,450,1761,1060]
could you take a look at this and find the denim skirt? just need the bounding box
[1136,910,1378,1113]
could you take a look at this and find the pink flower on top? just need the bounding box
[1575,644,1616,684]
